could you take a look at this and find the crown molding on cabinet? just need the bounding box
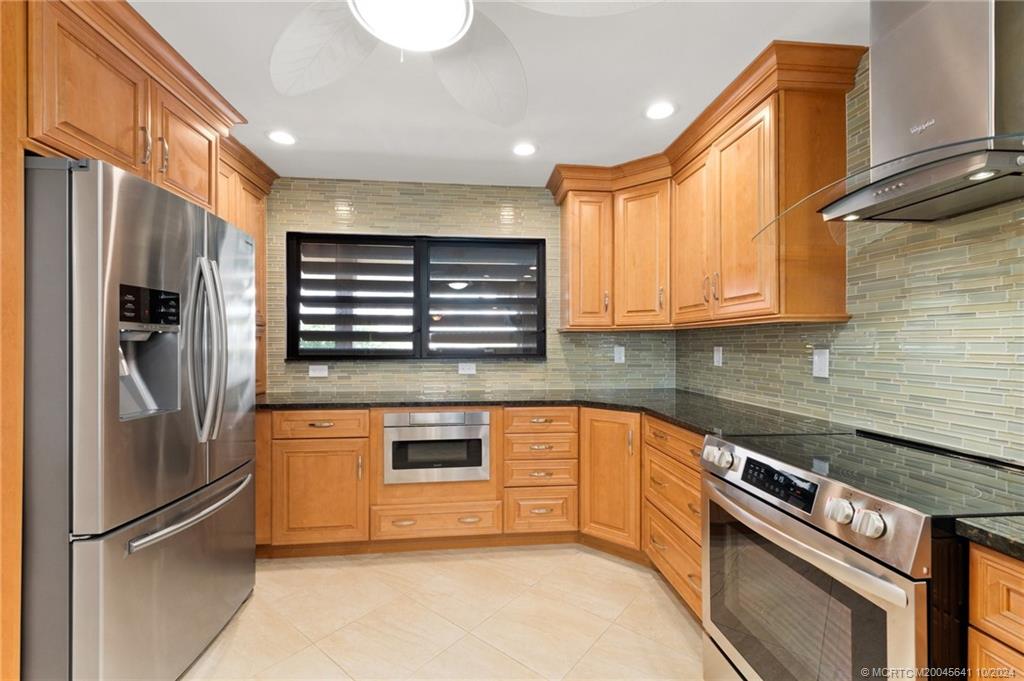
[221,135,279,195]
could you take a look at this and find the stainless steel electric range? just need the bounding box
[699,432,1024,681]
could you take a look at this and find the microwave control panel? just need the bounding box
[741,459,819,513]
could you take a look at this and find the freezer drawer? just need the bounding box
[71,463,255,680]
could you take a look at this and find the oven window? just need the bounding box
[392,439,483,470]
[708,500,888,681]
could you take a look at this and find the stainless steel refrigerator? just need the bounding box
[22,158,256,680]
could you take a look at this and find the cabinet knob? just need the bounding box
[650,535,668,551]
[652,429,668,440]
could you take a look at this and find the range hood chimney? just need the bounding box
[821,0,1024,223]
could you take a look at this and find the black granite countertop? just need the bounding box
[956,516,1024,562]
[257,388,853,437]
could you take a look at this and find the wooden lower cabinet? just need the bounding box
[643,416,705,468]
[580,408,641,550]
[271,438,369,545]
[504,406,579,434]
[254,411,272,545]
[272,409,370,440]
[969,543,1024,661]
[504,487,578,533]
[644,501,702,618]
[643,447,702,543]
[371,501,501,540]
[504,459,578,487]
[969,627,1024,680]
[504,432,578,460]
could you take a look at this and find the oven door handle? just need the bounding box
[706,478,909,609]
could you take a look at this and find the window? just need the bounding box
[286,233,545,359]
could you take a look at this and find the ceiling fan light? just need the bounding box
[348,0,474,53]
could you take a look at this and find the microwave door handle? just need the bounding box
[706,478,909,609]
[208,259,228,440]
[197,257,221,443]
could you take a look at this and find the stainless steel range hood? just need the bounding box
[820,0,1024,223]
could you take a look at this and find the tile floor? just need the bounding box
[182,544,704,681]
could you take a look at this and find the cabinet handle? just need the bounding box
[652,429,668,440]
[687,502,700,516]
[686,573,701,591]
[309,421,335,428]
[529,470,553,478]
[603,291,610,312]
[529,444,553,451]
[702,275,710,304]
[658,287,664,310]
[458,515,482,524]
[392,519,417,527]
[529,417,553,424]
[627,429,634,456]
[357,455,364,481]
[141,125,152,165]
[650,535,668,551]
[650,477,667,487]
[159,137,169,174]
[712,272,719,301]
[689,448,703,460]
[530,507,553,515]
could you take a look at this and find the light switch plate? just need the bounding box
[812,348,830,378]
[458,362,477,375]
[713,346,723,367]
[613,345,625,364]
[308,364,328,378]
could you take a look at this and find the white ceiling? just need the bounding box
[131,1,869,187]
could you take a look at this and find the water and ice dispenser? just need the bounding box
[118,284,181,420]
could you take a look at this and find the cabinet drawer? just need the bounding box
[970,544,1024,652]
[643,447,701,543]
[504,432,578,460]
[644,501,701,618]
[968,627,1024,680]
[504,407,578,434]
[504,460,578,487]
[370,501,501,541]
[272,410,369,439]
[504,487,578,534]
[643,417,704,470]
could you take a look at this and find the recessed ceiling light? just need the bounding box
[645,101,675,120]
[842,214,861,222]
[268,130,296,145]
[513,142,536,157]
[968,170,997,181]
[348,0,473,52]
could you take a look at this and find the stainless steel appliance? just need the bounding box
[383,410,490,484]
[22,158,256,680]
[699,432,1024,681]
[821,0,1024,222]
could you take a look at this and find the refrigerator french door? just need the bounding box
[23,158,255,680]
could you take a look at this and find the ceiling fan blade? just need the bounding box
[432,11,527,126]
[512,1,663,17]
[270,1,377,96]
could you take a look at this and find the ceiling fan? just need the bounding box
[270,0,662,126]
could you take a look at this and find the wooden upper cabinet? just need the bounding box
[613,180,671,326]
[670,152,713,324]
[561,191,613,328]
[238,177,268,327]
[216,159,240,223]
[30,1,151,175]
[152,85,217,209]
[579,408,641,550]
[709,97,778,319]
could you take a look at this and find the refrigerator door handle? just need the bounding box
[208,259,229,440]
[125,473,252,554]
[190,257,221,443]
[186,261,205,440]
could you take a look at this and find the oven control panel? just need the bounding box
[741,459,819,513]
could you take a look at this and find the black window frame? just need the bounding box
[286,232,546,361]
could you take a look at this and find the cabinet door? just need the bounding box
[579,408,641,549]
[561,191,613,327]
[238,177,268,327]
[671,153,713,323]
[152,85,217,209]
[271,438,369,545]
[613,180,671,326]
[216,160,239,223]
[710,97,778,318]
[30,1,151,175]
[254,411,272,544]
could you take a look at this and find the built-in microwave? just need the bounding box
[382,411,490,484]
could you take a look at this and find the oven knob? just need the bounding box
[702,446,721,463]
[852,509,886,539]
[713,448,734,470]
[825,497,855,525]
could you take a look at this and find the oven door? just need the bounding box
[702,474,927,681]
[384,424,490,484]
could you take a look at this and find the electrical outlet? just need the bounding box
[308,364,328,378]
[458,362,477,375]
[713,346,723,367]
[613,345,625,364]
[812,348,830,378]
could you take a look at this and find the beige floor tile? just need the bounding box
[410,635,543,680]
[565,624,700,681]
[256,645,353,680]
[318,597,466,680]
[472,591,612,680]
[478,545,580,586]
[615,579,702,652]
[410,557,531,628]
[182,597,310,680]
[532,564,644,621]
[269,570,405,641]
[568,549,660,591]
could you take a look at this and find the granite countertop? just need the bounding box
[257,388,853,437]
[956,516,1024,562]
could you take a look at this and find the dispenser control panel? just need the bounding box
[119,285,180,328]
